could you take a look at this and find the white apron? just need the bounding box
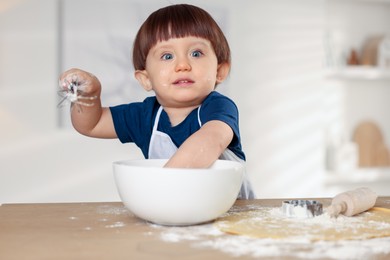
[148,106,255,199]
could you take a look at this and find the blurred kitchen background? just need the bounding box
[1,0,390,203]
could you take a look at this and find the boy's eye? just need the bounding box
[191,50,203,58]
[161,53,173,60]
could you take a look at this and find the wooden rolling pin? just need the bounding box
[327,187,378,217]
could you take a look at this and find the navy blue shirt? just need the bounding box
[110,91,245,160]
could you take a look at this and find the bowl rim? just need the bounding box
[113,159,245,173]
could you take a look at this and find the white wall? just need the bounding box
[228,0,331,197]
[1,0,389,203]
[0,0,57,136]
[0,0,144,203]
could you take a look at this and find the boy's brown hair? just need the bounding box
[132,4,231,71]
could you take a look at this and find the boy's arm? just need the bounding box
[71,105,117,138]
[60,68,117,139]
[164,120,233,168]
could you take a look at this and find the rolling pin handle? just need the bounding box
[327,201,347,218]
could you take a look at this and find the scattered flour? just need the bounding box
[105,221,126,228]
[199,236,390,259]
[288,205,313,218]
[154,224,223,243]
[154,223,390,259]
[269,207,390,236]
[96,205,129,215]
[95,205,130,229]
[149,205,390,260]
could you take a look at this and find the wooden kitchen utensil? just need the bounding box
[353,121,390,167]
[327,187,377,217]
[361,35,384,66]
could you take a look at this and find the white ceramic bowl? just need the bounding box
[113,159,244,226]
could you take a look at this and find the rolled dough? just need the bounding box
[215,207,390,241]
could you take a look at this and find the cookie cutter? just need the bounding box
[282,200,323,218]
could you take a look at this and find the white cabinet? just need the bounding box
[328,66,390,80]
[324,0,390,195]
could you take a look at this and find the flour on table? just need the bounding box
[151,222,390,260]
[96,205,129,215]
[154,224,223,243]
[216,206,390,241]
[95,205,130,229]
[147,204,390,260]
[105,221,126,228]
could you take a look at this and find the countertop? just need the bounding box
[1,198,390,260]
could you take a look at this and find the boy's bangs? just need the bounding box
[152,19,212,44]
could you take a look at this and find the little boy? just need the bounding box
[59,4,255,199]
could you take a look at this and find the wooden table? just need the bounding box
[1,198,390,260]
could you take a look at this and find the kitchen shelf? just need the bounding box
[331,0,390,4]
[327,66,390,81]
[325,167,390,186]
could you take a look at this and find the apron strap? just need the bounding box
[153,106,163,132]
[197,105,202,127]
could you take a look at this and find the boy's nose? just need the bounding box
[175,57,191,72]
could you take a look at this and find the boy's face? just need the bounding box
[135,36,229,109]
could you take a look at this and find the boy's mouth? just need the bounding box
[173,78,194,86]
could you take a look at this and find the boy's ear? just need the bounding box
[216,62,230,84]
[135,70,153,91]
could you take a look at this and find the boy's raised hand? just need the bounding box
[58,68,116,139]
[59,68,101,107]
